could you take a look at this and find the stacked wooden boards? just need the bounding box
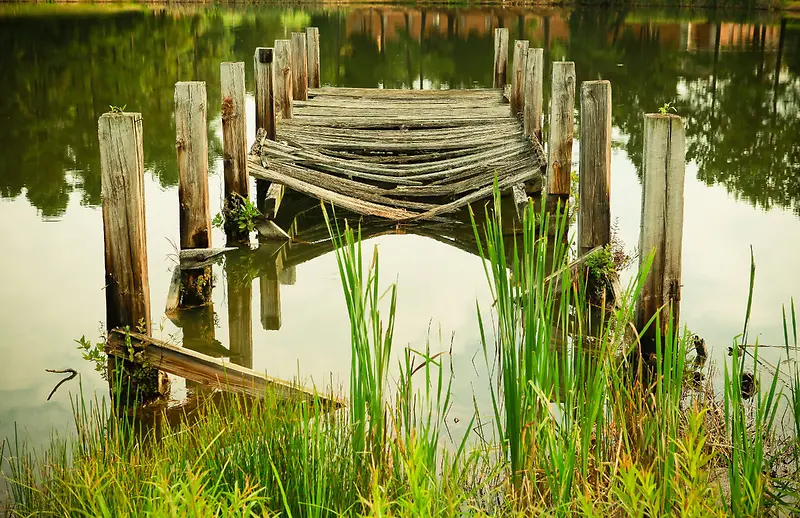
[248,87,546,221]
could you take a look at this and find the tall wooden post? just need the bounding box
[546,61,575,197]
[493,28,509,88]
[99,112,166,404]
[306,27,321,89]
[636,114,686,340]
[254,48,276,214]
[291,32,309,102]
[175,81,213,307]
[274,40,293,120]
[578,81,612,257]
[221,62,249,244]
[510,40,529,118]
[523,48,544,143]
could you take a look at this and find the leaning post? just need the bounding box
[493,28,509,88]
[510,40,529,118]
[291,32,309,102]
[578,80,612,258]
[254,48,277,214]
[220,62,249,244]
[546,61,576,198]
[175,81,213,307]
[306,27,321,89]
[636,114,686,343]
[274,39,293,120]
[98,111,167,404]
[523,48,544,144]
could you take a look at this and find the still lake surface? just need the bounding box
[0,4,798,452]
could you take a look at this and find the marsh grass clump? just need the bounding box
[2,193,799,516]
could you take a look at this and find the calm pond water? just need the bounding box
[0,4,798,455]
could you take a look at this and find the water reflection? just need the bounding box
[0,5,797,218]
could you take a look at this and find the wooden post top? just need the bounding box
[644,113,683,121]
[99,111,142,121]
[255,47,273,64]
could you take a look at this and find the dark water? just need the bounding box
[0,4,798,451]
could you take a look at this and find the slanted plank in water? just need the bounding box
[106,329,342,406]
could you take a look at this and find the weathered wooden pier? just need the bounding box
[97,27,686,405]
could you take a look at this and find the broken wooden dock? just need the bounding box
[248,88,546,222]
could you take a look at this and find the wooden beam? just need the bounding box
[274,40,293,120]
[523,48,544,144]
[306,27,321,88]
[510,40,529,117]
[106,329,343,407]
[546,61,576,197]
[493,28,509,88]
[291,32,309,102]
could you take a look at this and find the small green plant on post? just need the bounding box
[213,192,261,238]
[658,101,678,116]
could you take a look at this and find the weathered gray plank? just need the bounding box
[547,61,576,196]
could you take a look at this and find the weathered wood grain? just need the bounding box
[274,40,293,119]
[510,40,529,117]
[523,48,544,143]
[305,27,321,89]
[253,48,276,140]
[637,114,686,338]
[175,82,211,250]
[291,32,308,102]
[547,61,576,196]
[578,80,612,257]
[493,28,509,88]
[221,62,249,203]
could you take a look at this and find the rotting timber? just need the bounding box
[247,87,547,222]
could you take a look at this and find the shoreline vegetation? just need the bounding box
[2,195,799,516]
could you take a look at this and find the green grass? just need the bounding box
[2,193,799,516]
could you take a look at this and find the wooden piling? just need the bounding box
[260,253,282,331]
[291,33,308,102]
[546,61,575,197]
[98,111,166,403]
[306,27,321,89]
[510,40,529,118]
[228,276,254,369]
[254,48,276,214]
[221,62,249,243]
[175,81,214,307]
[274,40,293,120]
[578,80,612,257]
[636,114,686,340]
[523,48,544,143]
[493,28,509,88]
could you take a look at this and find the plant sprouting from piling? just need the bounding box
[213,193,261,234]
[658,101,678,116]
[108,104,127,113]
[75,335,107,379]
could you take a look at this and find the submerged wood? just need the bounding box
[106,329,342,407]
[179,247,237,270]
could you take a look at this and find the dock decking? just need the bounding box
[248,87,546,221]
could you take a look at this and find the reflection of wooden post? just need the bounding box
[254,48,276,214]
[175,81,213,306]
[578,81,612,257]
[260,255,282,331]
[221,62,249,244]
[636,114,685,340]
[99,112,166,403]
[523,48,544,143]
[547,61,575,197]
[279,265,296,285]
[291,32,309,102]
[226,265,253,370]
[510,40,528,118]
[274,40,293,120]
[493,28,509,88]
[306,27,321,88]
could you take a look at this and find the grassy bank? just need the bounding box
[2,196,799,516]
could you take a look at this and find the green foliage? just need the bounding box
[658,101,678,115]
[75,334,107,378]
[108,104,127,113]
[213,192,261,234]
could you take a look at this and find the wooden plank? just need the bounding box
[636,114,686,339]
[274,40,293,120]
[106,329,342,406]
[578,80,612,257]
[306,27,321,89]
[546,61,576,196]
[523,48,544,144]
[493,28,509,88]
[291,32,308,102]
[175,81,212,250]
[253,48,276,140]
[510,40,529,117]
